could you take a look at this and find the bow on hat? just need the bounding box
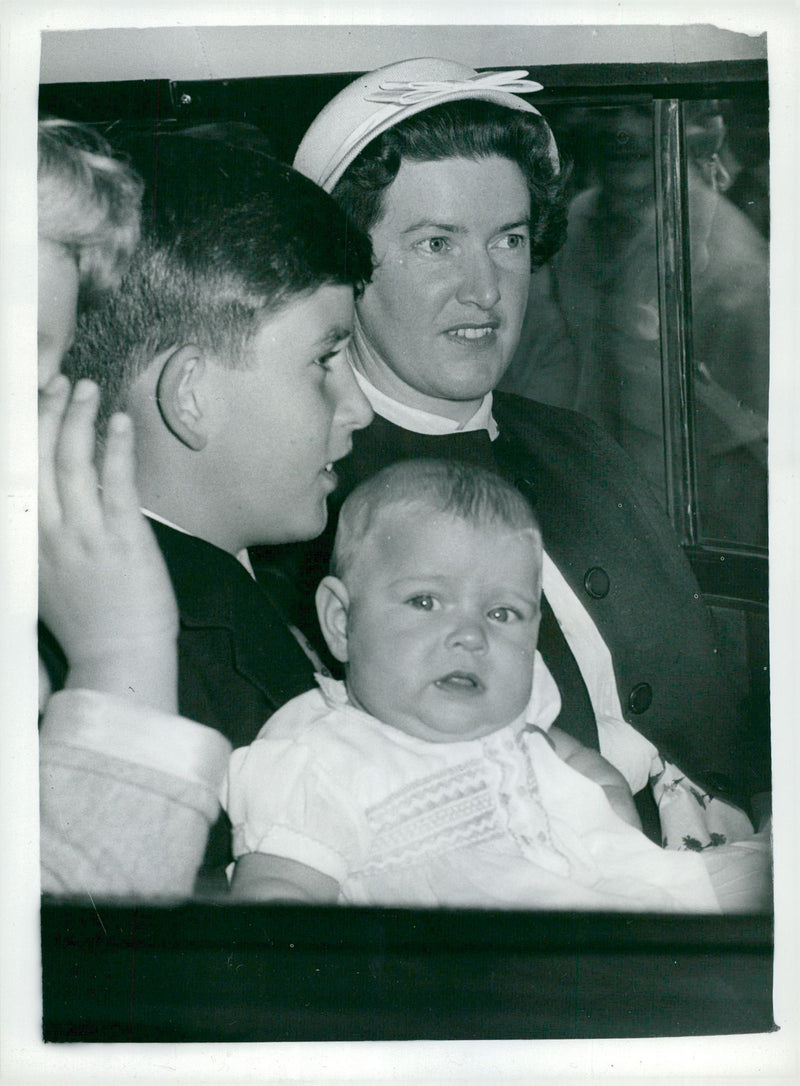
[294,60,560,191]
[366,70,545,107]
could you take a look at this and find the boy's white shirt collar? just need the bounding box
[141,508,255,577]
[141,507,330,672]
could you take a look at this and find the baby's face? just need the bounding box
[343,513,541,743]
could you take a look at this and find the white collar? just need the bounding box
[142,508,255,578]
[141,507,190,536]
[349,358,499,440]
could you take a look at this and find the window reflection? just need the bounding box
[686,99,769,547]
[501,105,664,499]
[500,97,769,550]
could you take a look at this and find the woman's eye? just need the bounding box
[416,236,450,255]
[494,233,528,251]
[407,594,438,611]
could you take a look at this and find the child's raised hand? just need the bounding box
[38,375,179,711]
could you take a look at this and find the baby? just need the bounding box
[223,460,728,912]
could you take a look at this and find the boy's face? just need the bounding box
[341,511,541,742]
[205,284,373,549]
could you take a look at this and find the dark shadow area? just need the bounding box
[42,900,774,1042]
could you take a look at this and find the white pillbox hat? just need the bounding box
[293,56,560,193]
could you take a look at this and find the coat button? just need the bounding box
[584,567,611,599]
[628,682,653,714]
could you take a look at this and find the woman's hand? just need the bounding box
[38,375,179,712]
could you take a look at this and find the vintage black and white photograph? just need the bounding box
[1,3,797,1082]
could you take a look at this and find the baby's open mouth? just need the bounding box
[434,671,485,694]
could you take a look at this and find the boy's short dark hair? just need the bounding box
[332,459,541,581]
[332,99,569,270]
[65,139,373,424]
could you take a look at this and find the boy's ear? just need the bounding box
[315,575,351,663]
[156,345,208,451]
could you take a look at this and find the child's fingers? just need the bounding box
[38,374,71,529]
[52,379,104,534]
[100,412,145,533]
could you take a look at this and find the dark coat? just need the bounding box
[490,393,755,806]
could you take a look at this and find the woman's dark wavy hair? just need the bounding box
[331,99,569,270]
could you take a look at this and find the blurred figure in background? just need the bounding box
[501,101,768,545]
[37,118,143,388]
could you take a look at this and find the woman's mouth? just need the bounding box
[448,326,494,340]
[446,324,497,342]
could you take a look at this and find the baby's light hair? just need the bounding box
[38,118,144,301]
[331,459,541,582]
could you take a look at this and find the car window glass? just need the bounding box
[500,97,769,553]
[685,98,769,548]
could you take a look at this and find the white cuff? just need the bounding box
[41,689,231,792]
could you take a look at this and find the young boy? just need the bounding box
[224,460,745,913]
[57,138,374,883]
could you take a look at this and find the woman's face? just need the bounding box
[38,239,80,387]
[353,155,532,422]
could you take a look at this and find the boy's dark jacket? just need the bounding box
[147,519,314,747]
[143,518,316,880]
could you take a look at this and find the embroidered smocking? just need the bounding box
[495,727,572,877]
[357,758,504,875]
[351,728,574,880]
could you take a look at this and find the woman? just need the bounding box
[281,57,767,850]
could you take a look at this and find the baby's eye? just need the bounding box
[407,594,439,611]
[415,236,451,255]
[487,606,521,623]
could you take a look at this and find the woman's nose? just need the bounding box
[455,250,501,310]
